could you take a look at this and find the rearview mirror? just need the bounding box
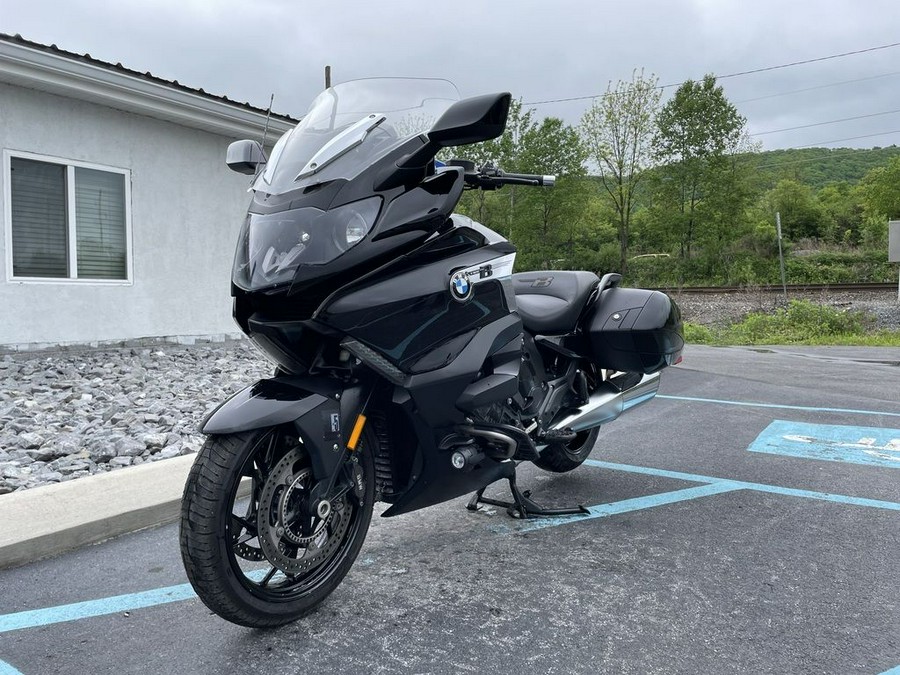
[226,140,267,175]
[428,93,511,147]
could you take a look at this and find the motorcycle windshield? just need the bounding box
[254,78,461,195]
[233,78,461,292]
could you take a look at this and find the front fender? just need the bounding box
[201,376,367,479]
[201,377,342,435]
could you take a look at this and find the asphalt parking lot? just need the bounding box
[1,344,898,674]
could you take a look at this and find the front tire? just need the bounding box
[179,426,375,628]
[533,427,600,473]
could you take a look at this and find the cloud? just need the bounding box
[3,0,900,149]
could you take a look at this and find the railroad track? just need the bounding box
[652,282,898,294]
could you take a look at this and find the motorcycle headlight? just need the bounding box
[233,197,381,291]
[335,200,380,252]
[345,211,371,247]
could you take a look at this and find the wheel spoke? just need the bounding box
[232,514,257,534]
[259,566,278,588]
[300,515,315,537]
[263,431,278,467]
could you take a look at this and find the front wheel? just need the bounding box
[532,427,600,473]
[179,425,375,628]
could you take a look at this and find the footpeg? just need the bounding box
[541,427,577,443]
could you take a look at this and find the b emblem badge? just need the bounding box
[450,270,472,302]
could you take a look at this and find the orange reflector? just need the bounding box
[347,414,367,451]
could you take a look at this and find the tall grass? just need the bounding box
[684,300,900,346]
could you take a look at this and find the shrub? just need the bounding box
[726,300,866,344]
[683,322,714,344]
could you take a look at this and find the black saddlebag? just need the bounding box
[585,287,684,374]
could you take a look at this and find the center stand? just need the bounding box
[466,461,590,519]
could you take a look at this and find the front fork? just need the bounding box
[303,379,375,518]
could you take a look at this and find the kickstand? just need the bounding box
[466,463,590,520]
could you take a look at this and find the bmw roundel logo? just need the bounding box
[450,270,472,302]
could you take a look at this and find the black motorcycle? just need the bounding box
[179,78,683,627]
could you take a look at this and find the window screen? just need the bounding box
[8,156,128,280]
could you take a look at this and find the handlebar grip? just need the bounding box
[501,172,556,187]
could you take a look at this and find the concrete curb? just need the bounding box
[0,454,197,569]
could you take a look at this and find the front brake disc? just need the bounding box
[256,448,351,574]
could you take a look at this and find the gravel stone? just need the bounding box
[18,432,45,449]
[115,437,150,458]
[155,447,182,461]
[25,447,60,462]
[0,341,267,493]
[141,433,168,449]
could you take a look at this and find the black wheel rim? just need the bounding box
[223,428,366,603]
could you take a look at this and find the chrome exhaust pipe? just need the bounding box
[467,427,517,459]
[550,372,660,433]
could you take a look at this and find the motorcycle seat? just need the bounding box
[511,271,599,335]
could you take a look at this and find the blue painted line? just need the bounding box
[0,583,197,634]
[0,569,273,635]
[517,482,743,532]
[584,460,900,512]
[879,665,900,674]
[749,420,900,468]
[584,459,723,484]
[0,660,23,675]
[657,394,900,418]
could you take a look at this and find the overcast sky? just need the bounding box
[4,0,900,151]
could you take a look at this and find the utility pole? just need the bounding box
[776,212,787,302]
[889,220,900,302]
[324,66,331,89]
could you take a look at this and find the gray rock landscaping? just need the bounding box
[0,341,268,494]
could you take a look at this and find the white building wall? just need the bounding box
[0,81,256,347]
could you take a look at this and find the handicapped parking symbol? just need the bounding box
[749,420,900,468]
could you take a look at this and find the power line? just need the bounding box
[708,41,900,82]
[791,129,900,149]
[751,108,900,136]
[523,41,900,106]
[734,71,900,104]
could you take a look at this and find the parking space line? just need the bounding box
[0,659,23,675]
[879,666,900,675]
[517,482,742,532]
[657,394,900,418]
[0,583,197,634]
[585,460,900,512]
[0,566,276,635]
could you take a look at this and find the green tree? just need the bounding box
[651,75,749,260]
[450,99,538,235]
[450,107,594,271]
[859,155,900,219]
[765,179,825,241]
[580,70,662,273]
[512,117,590,270]
[856,156,900,248]
[817,182,863,244]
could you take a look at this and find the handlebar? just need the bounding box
[497,172,556,187]
[450,160,557,190]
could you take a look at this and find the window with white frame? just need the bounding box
[6,153,130,281]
